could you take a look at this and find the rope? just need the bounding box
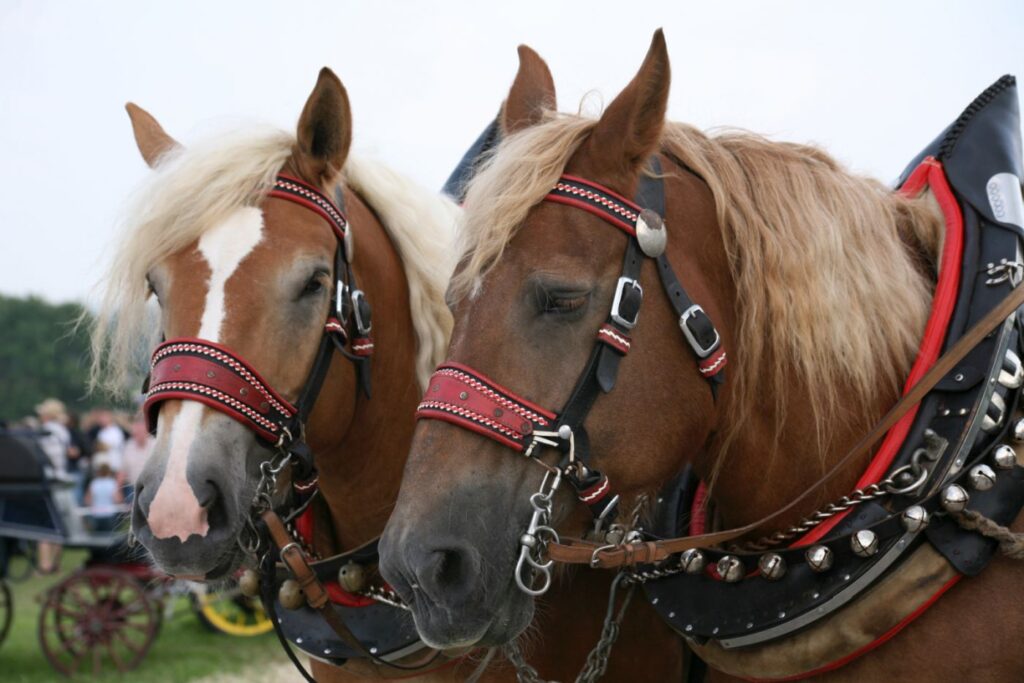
[951,509,1024,559]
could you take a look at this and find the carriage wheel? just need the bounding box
[0,580,12,647]
[38,568,159,676]
[190,585,273,636]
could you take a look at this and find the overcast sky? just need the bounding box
[2,1,1022,303]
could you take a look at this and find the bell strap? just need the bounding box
[548,281,1024,568]
[144,338,298,444]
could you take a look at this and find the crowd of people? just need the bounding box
[5,399,154,571]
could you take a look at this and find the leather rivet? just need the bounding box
[494,408,504,418]
[240,387,249,397]
[459,391,468,400]
[521,422,533,435]
[260,402,270,412]
[432,384,440,392]
[206,370,216,378]
[172,363,181,372]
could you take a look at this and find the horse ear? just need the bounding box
[587,29,670,175]
[501,45,557,135]
[293,67,352,184]
[125,103,180,168]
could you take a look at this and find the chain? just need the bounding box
[502,572,635,683]
[238,450,293,559]
[359,584,410,611]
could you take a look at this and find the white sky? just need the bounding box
[1,1,1022,303]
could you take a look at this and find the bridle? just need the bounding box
[417,157,725,593]
[143,173,373,480]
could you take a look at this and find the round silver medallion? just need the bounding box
[758,553,786,580]
[635,208,667,258]
[941,484,970,513]
[679,548,706,575]
[968,464,997,491]
[901,505,930,532]
[805,545,834,572]
[716,555,745,583]
[850,529,879,558]
[993,444,1018,470]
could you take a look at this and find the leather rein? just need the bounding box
[417,155,1024,575]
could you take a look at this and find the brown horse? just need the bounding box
[89,69,490,681]
[380,31,1024,682]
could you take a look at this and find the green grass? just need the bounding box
[1,549,288,682]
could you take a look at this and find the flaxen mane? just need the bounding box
[454,114,944,458]
[90,127,457,395]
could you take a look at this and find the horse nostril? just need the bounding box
[416,543,482,603]
[193,480,219,509]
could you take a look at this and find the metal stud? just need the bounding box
[805,545,834,572]
[238,569,260,597]
[968,463,997,491]
[716,555,745,583]
[679,548,706,575]
[635,208,667,258]
[850,529,879,558]
[278,579,305,610]
[758,553,786,580]
[993,444,1018,470]
[901,505,930,532]
[941,484,970,513]
[982,392,1006,432]
[999,349,1024,389]
[337,562,366,593]
[1013,419,1024,443]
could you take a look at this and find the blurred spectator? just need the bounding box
[93,409,126,472]
[35,398,70,573]
[65,411,92,504]
[119,417,153,502]
[85,460,123,533]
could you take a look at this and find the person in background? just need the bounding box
[34,398,71,573]
[65,411,92,504]
[119,417,153,503]
[93,409,126,472]
[84,460,123,533]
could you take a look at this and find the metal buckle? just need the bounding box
[351,289,371,335]
[610,277,642,330]
[679,305,720,359]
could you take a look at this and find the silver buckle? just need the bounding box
[610,277,642,330]
[679,305,719,358]
[351,289,371,335]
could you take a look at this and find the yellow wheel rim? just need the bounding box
[195,591,273,636]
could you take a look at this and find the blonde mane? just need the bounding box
[455,114,944,456]
[90,127,456,395]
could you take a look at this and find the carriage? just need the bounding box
[0,427,273,676]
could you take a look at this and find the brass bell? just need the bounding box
[679,548,706,575]
[238,569,260,598]
[337,562,366,593]
[805,545,834,572]
[716,555,745,583]
[758,553,786,581]
[278,579,305,610]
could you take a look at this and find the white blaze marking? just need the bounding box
[147,207,264,542]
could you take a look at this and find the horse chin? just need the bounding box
[137,526,245,580]
[408,584,535,650]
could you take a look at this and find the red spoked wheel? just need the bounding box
[0,579,12,647]
[38,567,160,676]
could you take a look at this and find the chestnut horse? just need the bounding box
[381,31,1024,682]
[89,69,489,681]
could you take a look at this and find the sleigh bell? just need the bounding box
[337,561,367,593]
[238,569,261,598]
[279,579,305,610]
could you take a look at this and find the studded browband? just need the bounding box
[144,174,374,459]
[417,161,725,523]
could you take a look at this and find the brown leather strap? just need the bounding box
[548,284,1024,568]
[261,511,442,673]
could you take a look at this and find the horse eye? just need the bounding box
[301,275,326,297]
[545,296,587,314]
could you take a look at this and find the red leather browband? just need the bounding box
[546,175,642,236]
[144,339,298,444]
[269,174,348,242]
[416,363,557,452]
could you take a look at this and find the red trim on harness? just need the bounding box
[352,336,374,357]
[698,347,728,378]
[545,174,643,236]
[597,324,631,354]
[269,174,348,242]
[795,157,963,547]
[291,506,375,609]
[749,575,962,682]
[144,338,298,443]
[579,475,611,504]
[416,363,557,453]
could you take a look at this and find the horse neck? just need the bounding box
[308,185,421,552]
